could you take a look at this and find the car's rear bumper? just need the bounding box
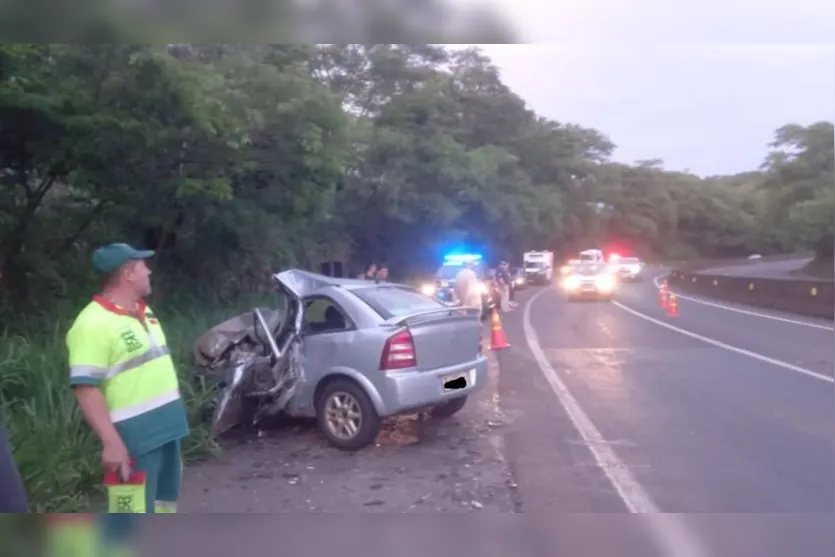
[375,355,489,416]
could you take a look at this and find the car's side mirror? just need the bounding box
[253,308,282,361]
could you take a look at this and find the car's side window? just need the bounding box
[302,296,353,335]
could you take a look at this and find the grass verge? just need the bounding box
[0,292,270,512]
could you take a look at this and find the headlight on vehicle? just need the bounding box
[515,277,524,285]
[562,275,581,290]
[420,283,436,296]
[560,265,571,275]
[595,274,616,292]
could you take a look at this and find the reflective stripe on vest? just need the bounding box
[70,346,171,381]
[110,388,180,423]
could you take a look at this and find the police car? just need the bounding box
[611,256,645,281]
[420,253,495,317]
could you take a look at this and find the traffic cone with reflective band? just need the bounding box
[489,309,510,350]
[667,293,679,317]
[659,289,668,309]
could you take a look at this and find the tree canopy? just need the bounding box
[1,44,832,310]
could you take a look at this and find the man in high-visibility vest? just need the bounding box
[60,243,190,554]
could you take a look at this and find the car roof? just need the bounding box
[273,269,407,297]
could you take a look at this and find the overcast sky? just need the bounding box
[461,0,835,176]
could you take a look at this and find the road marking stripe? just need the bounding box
[612,300,833,384]
[652,275,833,331]
[523,287,709,557]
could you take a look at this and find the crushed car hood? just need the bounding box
[195,270,310,370]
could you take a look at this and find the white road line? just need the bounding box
[612,300,834,384]
[652,275,833,331]
[523,287,709,557]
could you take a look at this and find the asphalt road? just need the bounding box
[494,271,833,555]
[139,271,833,556]
[697,256,814,277]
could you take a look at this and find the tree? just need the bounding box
[0,44,831,310]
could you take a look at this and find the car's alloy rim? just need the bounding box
[324,391,363,440]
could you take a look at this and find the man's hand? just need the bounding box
[102,437,131,480]
[73,386,131,479]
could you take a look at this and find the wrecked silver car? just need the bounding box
[194,270,489,451]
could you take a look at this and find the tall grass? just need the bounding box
[0,290,272,512]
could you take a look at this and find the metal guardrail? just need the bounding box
[667,270,834,319]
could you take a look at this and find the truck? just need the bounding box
[578,248,605,263]
[523,250,554,285]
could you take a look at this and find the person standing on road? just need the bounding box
[374,265,389,283]
[453,260,482,317]
[496,261,514,312]
[508,265,518,304]
[67,243,190,517]
[363,263,377,280]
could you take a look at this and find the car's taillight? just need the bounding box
[380,329,417,370]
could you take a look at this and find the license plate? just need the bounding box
[442,370,470,390]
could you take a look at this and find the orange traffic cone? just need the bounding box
[667,293,679,317]
[659,289,668,309]
[489,309,511,350]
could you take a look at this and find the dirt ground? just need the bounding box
[178,349,521,513]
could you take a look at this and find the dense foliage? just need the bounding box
[1,44,832,303]
[0,44,831,510]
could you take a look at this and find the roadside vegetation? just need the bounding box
[1,44,831,511]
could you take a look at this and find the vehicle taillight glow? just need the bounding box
[380,329,417,370]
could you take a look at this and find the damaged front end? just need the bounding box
[193,271,308,437]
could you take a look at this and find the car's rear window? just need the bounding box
[621,258,640,263]
[351,286,445,319]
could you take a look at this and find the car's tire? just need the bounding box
[315,378,381,451]
[431,396,468,418]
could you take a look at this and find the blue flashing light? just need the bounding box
[443,253,483,265]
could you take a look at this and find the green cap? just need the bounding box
[92,243,155,274]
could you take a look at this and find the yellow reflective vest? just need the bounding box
[67,296,189,456]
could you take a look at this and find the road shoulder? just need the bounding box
[178,346,520,512]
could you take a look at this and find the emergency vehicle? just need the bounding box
[523,251,554,285]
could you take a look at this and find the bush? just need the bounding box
[0,292,269,512]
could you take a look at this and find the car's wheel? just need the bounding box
[431,396,468,418]
[315,378,381,451]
